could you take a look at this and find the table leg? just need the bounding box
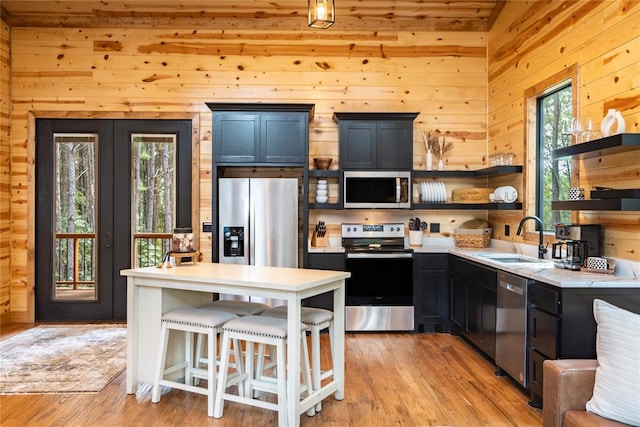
[333,280,345,400]
[287,294,302,427]
[126,277,138,394]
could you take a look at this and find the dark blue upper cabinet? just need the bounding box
[334,112,418,170]
[208,103,314,165]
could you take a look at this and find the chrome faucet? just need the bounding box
[517,215,548,259]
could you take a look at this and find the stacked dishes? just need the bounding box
[316,179,328,203]
[420,181,447,203]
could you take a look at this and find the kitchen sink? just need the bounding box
[489,256,539,263]
[478,253,554,267]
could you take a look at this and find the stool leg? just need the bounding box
[232,338,245,397]
[276,340,288,427]
[245,341,255,399]
[302,333,316,417]
[206,328,216,417]
[213,331,231,419]
[185,331,194,386]
[152,322,170,403]
[311,326,322,411]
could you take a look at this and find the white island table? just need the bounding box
[121,262,350,426]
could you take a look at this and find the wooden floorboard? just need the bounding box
[0,325,542,426]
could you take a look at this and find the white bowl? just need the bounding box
[315,189,328,196]
[317,179,327,185]
[316,183,327,190]
[315,196,328,203]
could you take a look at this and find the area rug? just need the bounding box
[0,325,127,394]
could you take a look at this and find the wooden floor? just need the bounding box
[0,324,542,427]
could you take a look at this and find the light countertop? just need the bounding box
[122,263,350,292]
[307,238,640,289]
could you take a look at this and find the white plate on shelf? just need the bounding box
[438,181,446,202]
[421,182,427,202]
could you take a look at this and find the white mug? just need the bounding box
[494,186,518,203]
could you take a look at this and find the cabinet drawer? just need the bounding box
[529,282,561,315]
[414,253,448,270]
[450,256,496,290]
[529,307,559,358]
[529,349,547,405]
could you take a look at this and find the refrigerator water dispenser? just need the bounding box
[223,226,244,257]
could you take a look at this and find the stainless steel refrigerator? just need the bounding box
[218,178,299,305]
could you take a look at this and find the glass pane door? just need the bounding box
[132,134,176,267]
[53,134,97,301]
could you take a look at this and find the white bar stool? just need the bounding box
[151,307,238,417]
[213,315,314,427]
[260,305,334,411]
[195,300,270,368]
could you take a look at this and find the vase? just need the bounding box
[426,150,433,171]
[601,109,626,137]
[437,159,444,171]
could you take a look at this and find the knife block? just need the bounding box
[311,233,328,247]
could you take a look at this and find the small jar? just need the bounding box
[172,227,195,253]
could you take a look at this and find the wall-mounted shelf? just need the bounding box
[308,170,340,178]
[412,202,522,210]
[551,133,640,160]
[552,199,640,211]
[309,202,341,209]
[413,165,522,178]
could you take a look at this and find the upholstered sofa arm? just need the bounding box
[543,359,598,427]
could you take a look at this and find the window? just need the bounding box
[536,85,572,230]
[524,65,578,234]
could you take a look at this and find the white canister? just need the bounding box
[409,230,423,247]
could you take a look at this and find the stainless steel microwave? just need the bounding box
[343,171,411,209]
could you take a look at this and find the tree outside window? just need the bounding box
[537,84,572,231]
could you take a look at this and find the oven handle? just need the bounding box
[346,252,413,259]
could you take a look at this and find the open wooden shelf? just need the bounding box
[552,199,640,211]
[551,133,640,160]
[412,165,522,178]
[412,202,522,210]
[308,170,340,178]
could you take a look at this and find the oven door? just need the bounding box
[344,252,414,331]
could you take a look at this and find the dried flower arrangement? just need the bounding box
[422,130,453,164]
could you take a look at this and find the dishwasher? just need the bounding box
[495,271,530,388]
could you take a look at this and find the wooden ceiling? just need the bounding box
[1,1,505,32]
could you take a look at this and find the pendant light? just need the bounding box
[308,0,335,29]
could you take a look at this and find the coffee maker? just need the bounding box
[552,224,602,270]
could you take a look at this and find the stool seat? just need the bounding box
[201,300,269,317]
[224,314,306,337]
[261,306,333,326]
[163,307,238,327]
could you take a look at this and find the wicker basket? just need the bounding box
[453,228,492,248]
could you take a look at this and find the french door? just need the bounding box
[35,119,192,322]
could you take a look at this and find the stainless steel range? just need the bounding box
[341,223,414,331]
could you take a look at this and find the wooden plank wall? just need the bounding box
[5,26,488,322]
[1,18,11,324]
[488,1,640,261]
